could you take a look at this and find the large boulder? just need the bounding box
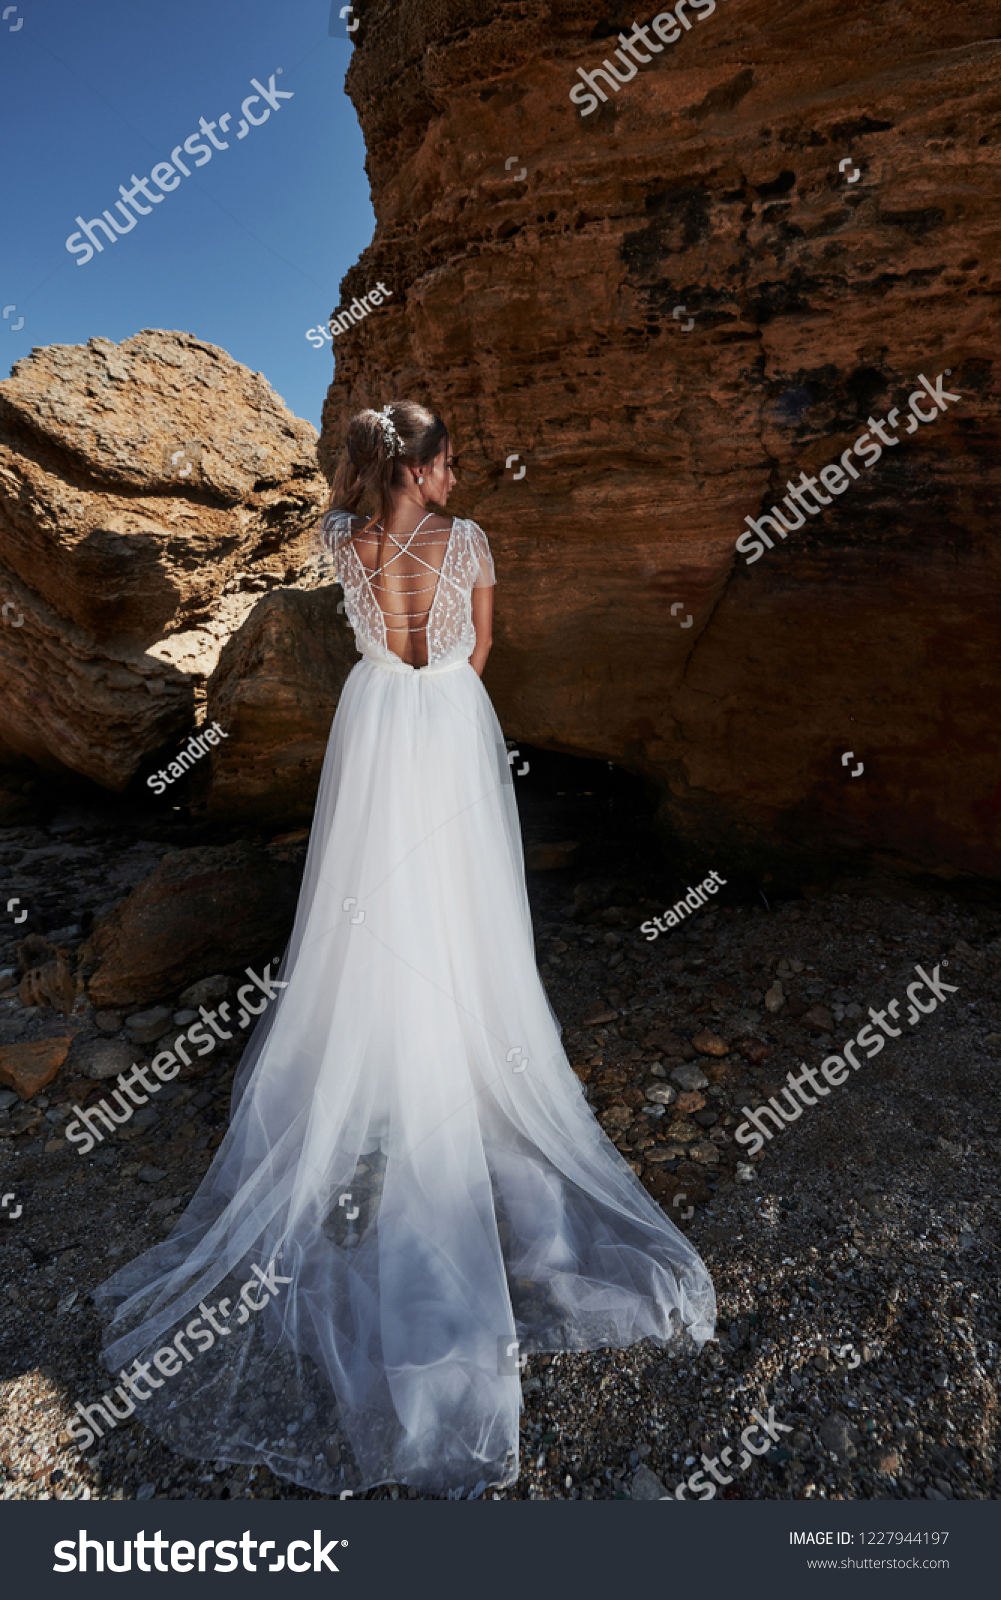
[0,331,329,790]
[311,0,1000,880]
[204,587,359,826]
[83,841,302,1007]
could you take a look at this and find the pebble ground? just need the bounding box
[1,764,998,1505]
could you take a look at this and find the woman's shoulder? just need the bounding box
[321,507,365,545]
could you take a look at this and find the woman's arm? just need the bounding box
[469,585,494,677]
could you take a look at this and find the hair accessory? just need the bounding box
[375,405,405,458]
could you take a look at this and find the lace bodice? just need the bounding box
[321,510,495,670]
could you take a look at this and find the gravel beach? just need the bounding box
[1,767,998,1505]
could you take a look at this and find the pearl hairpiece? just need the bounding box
[375,404,405,457]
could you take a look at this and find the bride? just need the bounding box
[93,401,716,1498]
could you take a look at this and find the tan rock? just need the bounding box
[691,1029,729,1057]
[689,1140,721,1165]
[764,983,785,1014]
[675,1089,706,1113]
[0,331,328,789]
[0,1037,72,1098]
[83,841,302,1007]
[664,1119,701,1143]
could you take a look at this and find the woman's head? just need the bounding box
[328,401,454,529]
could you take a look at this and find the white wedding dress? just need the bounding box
[94,511,716,1497]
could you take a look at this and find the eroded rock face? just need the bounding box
[315,0,1000,879]
[0,331,328,789]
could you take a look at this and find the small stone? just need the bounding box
[71,1038,136,1081]
[137,1165,167,1184]
[738,1037,773,1064]
[675,1089,705,1113]
[691,1029,728,1057]
[44,1137,66,1153]
[173,1009,199,1026]
[178,974,230,1010]
[670,1063,709,1091]
[644,1083,677,1105]
[125,1006,173,1044]
[0,1037,73,1098]
[583,1009,618,1027]
[599,1105,633,1132]
[93,1010,122,1033]
[0,1088,18,1111]
[689,1140,720,1165]
[764,983,785,1013]
[136,1483,156,1500]
[876,1450,900,1474]
[664,1119,701,1143]
[800,1003,835,1033]
[819,1414,853,1454]
[630,1464,669,1500]
[735,1162,755,1182]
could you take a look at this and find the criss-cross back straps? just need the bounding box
[364,512,438,583]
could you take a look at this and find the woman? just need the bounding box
[93,401,715,1498]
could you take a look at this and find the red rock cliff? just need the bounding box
[318,0,1001,880]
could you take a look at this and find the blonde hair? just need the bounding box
[327,401,449,534]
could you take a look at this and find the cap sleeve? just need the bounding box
[320,508,354,554]
[468,520,495,589]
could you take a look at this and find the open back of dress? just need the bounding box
[326,510,495,672]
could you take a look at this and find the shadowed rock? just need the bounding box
[83,840,302,1007]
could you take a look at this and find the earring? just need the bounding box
[418,475,424,485]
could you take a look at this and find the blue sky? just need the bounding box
[0,0,372,429]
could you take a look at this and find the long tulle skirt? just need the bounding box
[93,654,716,1496]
